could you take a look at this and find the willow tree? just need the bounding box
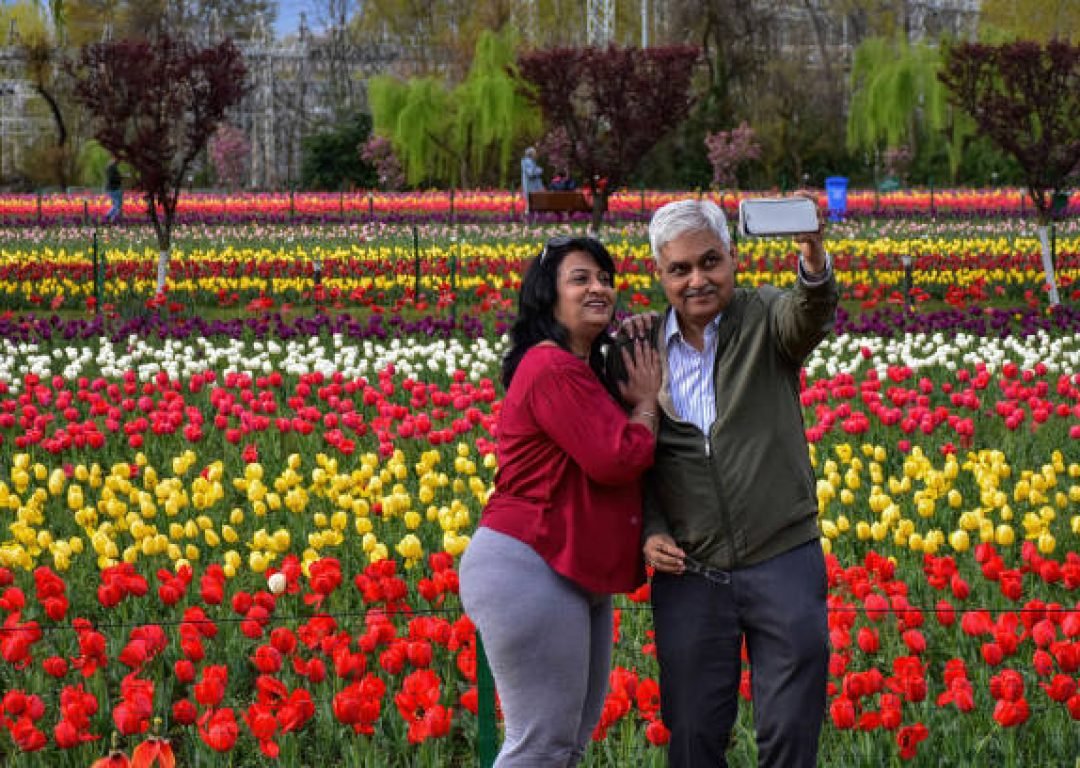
[847,37,971,183]
[453,28,540,184]
[368,26,538,187]
[370,77,456,185]
[940,41,1080,307]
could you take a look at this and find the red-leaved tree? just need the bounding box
[70,35,248,293]
[939,41,1080,306]
[518,45,700,230]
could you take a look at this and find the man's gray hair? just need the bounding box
[648,199,731,265]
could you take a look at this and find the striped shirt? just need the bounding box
[664,255,832,435]
[664,311,721,434]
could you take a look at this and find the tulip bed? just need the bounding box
[0,217,1078,316]
[0,188,1077,225]
[0,213,1078,767]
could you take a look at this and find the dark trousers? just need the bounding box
[651,540,829,768]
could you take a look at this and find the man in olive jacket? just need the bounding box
[639,198,837,767]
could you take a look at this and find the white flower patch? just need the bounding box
[0,335,507,385]
[806,331,1080,378]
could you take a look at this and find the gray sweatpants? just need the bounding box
[460,526,613,768]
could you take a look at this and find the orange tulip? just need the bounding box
[132,738,176,768]
[90,752,131,768]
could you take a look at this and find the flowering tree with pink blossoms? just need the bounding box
[705,121,761,189]
[360,136,405,191]
[209,124,251,190]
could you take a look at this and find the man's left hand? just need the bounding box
[793,190,827,275]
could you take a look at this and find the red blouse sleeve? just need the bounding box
[527,358,655,485]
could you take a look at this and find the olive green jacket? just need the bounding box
[609,274,838,570]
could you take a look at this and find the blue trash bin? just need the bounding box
[825,176,848,221]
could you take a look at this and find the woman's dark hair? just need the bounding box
[501,236,617,388]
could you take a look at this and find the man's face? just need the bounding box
[656,228,736,327]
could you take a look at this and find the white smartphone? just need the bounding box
[738,197,820,237]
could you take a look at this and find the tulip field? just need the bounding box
[0,191,1078,766]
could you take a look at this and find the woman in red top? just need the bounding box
[460,236,661,767]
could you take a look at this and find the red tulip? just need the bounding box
[857,627,880,654]
[194,666,228,708]
[896,723,928,759]
[1068,694,1080,720]
[992,697,1030,727]
[198,708,239,752]
[172,699,198,725]
[829,696,856,729]
[645,719,671,746]
[1041,674,1077,703]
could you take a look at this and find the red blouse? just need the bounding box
[480,344,655,594]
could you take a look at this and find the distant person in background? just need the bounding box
[521,147,544,213]
[550,171,578,191]
[104,159,123,224]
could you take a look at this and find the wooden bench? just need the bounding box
[528,190,591,213]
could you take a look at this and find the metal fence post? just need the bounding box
[412,225,421,300]
[476,635,497,767]
[92,229,103,315]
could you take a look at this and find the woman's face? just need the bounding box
[552,249,615,348]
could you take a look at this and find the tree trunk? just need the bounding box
[590,189,608,235]
[157,250,170,295]
[146,193,173,295]
[1035,223,1061,306]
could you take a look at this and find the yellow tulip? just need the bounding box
[270,529,290,552]
[249,551,270,573]
[443,531,470,556]
[949,529,970,552]
[1037,532,1055,554]
[47,468,66,497]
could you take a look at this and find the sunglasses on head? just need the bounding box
[539,236,576,265]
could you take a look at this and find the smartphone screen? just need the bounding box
[739,198,819,237]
